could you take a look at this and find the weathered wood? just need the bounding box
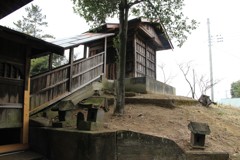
[68,48,74,92]
[0,108,22,128]
[22,48,30,145]
[139,23,162,47]
[0,144,28,154]
[104,37,107,77]
[30,52,104,113]
[134,36,156,78]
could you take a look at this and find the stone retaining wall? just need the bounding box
[29,128,229,160]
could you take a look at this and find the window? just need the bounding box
[52,49,70,68]
[73,45,89,61]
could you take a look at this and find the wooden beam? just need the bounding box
[0,27,64,55]
[0,144,28,154]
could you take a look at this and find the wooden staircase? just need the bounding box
[30,52,104,115]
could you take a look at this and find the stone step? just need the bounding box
[125,97,199,108]
[0,151,46,160]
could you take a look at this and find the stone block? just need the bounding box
[77,121,104,131]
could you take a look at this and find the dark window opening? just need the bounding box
[194,134,205,146]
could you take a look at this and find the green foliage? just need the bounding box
[72,0,119,28]
[30,55,49,76]
[13,4,54,39]
[231,80,240,98]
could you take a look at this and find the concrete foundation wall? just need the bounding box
[186,151,229,160]
[29,128,116,160]
[29,128,229,160]
[146,77,176,95]
[117,131,185,160]
[125,77,176,95]
[29,128,185,160]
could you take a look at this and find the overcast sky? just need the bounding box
[1,0,240,101]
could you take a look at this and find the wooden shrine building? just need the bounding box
[92,17,173,80]
[0,25,64,153]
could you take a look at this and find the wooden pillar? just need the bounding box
[83,45,87,59]
[134,34,137,77]
[145,42,147,77]
[103,37,107,78]
[22,47,31,145]
[154,50,157,79]
[49,53,53,70]
[68,48,74,92]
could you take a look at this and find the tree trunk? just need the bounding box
[114,0,128,115]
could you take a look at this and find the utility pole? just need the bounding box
[207,18,214,101]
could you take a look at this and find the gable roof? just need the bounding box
[91,17,173,51]
[0,0,33,19]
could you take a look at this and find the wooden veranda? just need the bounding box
[0,25,64,153]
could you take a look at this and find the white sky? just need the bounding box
[1,0,240,101]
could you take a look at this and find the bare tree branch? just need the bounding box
[158,63,176,84]
[197,75,221,95]
[178,62,196,99]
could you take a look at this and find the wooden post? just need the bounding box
[144,42,147,77]
[22,47,31,145]
[49,53,53,70]
[134,34,137,77]
[154,49,157,79]
[68,48,74,92]
[103,37,107,78]
[83,45,87,59]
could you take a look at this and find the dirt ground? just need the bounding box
[103,94,240,160]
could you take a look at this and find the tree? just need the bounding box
[178,61,220,99]
[30,55,49,76]
[14,4,58,75]
[13,4,54,39]
[72,0,198,115]
[197,75,220,96]
[158,63,176,84]
[178,62,196,99]
[231,80,240,98]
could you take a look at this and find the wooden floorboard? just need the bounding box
[0,151,46,160]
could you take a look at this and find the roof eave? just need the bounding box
[0,25,64,57]
[0,0,33,19]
